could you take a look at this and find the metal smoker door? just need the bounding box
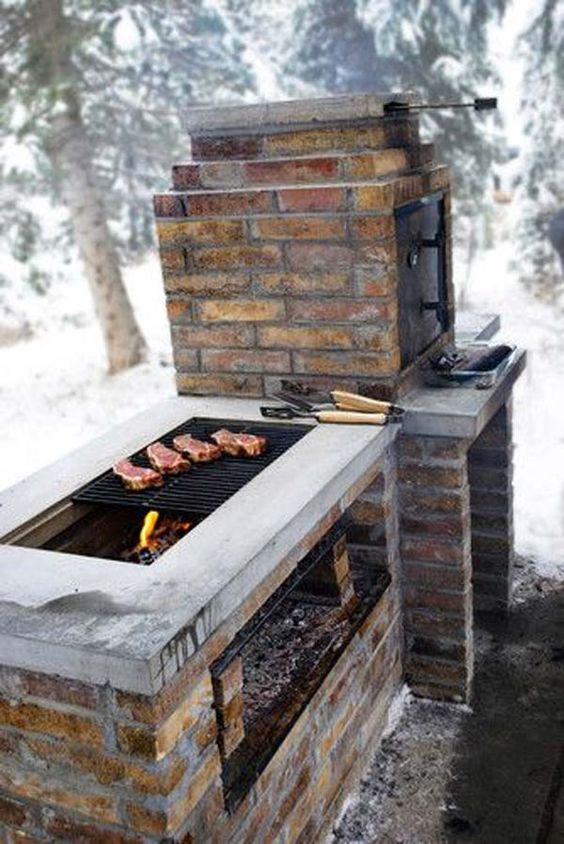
[395,195,448,368]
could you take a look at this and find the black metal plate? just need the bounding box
[72,418,310,515]
[396,193,449,368]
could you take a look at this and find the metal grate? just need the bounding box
[72,418,310,515]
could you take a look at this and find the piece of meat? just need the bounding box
[146,442,190,474]
[172,434,222,463]
[211,429,267,458]
[113,459,163,491]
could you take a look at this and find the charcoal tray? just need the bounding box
[72,418,310,516]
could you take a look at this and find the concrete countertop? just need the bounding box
[401,348,526,438]
[455,312,501,343]
[0,396,396,694]
[183,91,419,134]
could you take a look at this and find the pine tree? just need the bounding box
[276,0,506,238]
[0,0,252,371]
[516,0,564,300]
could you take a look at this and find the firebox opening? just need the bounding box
[211,515,391,813]
[9,504,201,564]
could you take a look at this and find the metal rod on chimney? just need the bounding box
[384,97,497,114]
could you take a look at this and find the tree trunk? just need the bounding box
[47,113,148,373]
[28,0,147,374]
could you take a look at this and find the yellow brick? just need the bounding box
[159,249,185,270]
[157,219,244,245]
[168,750,222,831]
[164,273,251,296]
[353,183,394,212]
[125,802,167,835]
[347,148,408,180]
[252,217,346,241]
[155,673,214,759]
[193,244,281,270]
[320,703,355,757]
[350,216,395,241]
[197,298,285,322]
[0,697,104,748]
[293,350,401,377]
[258,325,354,350]
[355,325,399,351]
[254,272,349,295]
[176,373,263,397]
[0,765,118,825]
[265,125,387,155]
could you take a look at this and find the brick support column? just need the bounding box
[468,403,514,613]
[212,657,245,761]
[347,445,401,591]
[302,535,358,613]
[398,435,473,703]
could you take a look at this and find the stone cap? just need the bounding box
[183,91,420,135]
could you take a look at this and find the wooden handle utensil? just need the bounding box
[317,410,389,425]
[331,390,394,413]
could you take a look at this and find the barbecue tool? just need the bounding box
[330,390,404,416]
[384,97,497,115]
[270,389,404,417]
[260,405,402,425]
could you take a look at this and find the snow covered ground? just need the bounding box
[456,238,564,574]
[1,235,563,573]
[0,258,176,494]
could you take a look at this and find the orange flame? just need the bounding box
[139,511,159,548]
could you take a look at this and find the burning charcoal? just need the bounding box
[121,511,191,565]
[138,548,156,566]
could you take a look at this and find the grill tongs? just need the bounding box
[261,390,404,425]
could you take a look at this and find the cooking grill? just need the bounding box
[72,418,309,516]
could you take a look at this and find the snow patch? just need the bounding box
[382,683,411,738]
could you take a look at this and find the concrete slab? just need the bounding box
[183,92,419,135]
[401,348,526,439]
[456,312,501,343]
[0,396,396,694]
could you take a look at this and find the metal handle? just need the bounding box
[385,97,497,114]
[260,406,296,419]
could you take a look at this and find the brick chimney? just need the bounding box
[154,93,455,400]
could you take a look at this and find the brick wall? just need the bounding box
[154,113,454,401]
[0,449,402,842]
[398,434,474,703]
[469,403,514,613]
[397,402,516,703]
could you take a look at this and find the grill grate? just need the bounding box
[72,418,310,516]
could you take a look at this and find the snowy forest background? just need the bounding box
[0,0,563,570]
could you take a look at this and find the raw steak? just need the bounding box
[211,429,267,458]
[172,434,222,463]
[113,459,163,491]
[146,442,190,474]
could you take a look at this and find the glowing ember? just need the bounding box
[122,512,192,564]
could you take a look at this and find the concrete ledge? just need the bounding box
[183,92,419,135]
[456,312,501,344]
[0,397,396,694]
[401,348,526,439]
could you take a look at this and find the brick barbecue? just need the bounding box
[0,93,525,842]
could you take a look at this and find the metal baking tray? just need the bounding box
[422,343,516,389]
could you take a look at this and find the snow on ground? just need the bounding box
[456,237,564,574]
[1,239,563,574]
[0,258,175,493]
